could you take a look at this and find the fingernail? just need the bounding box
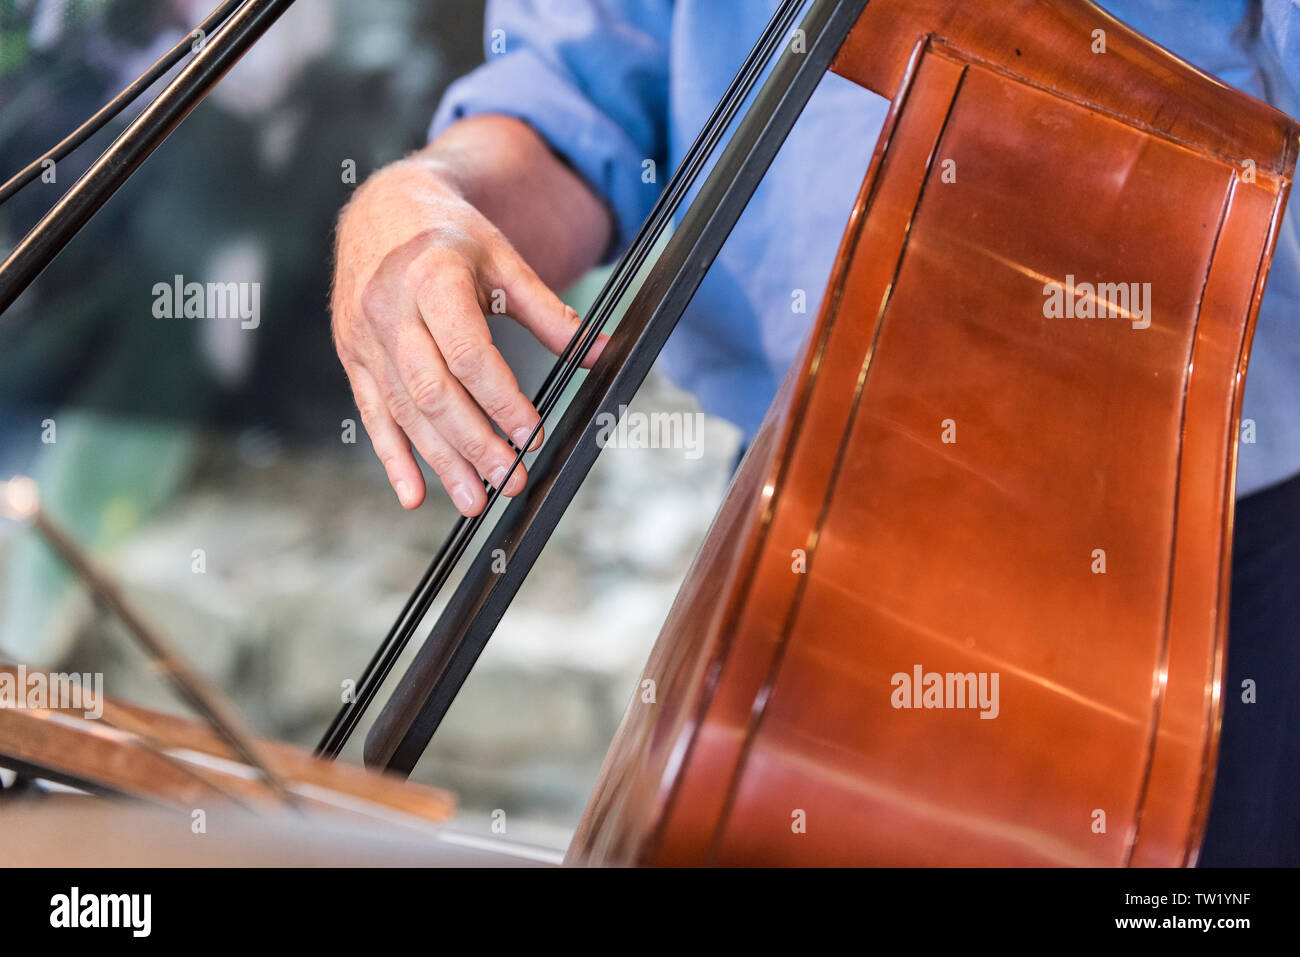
[395,480,412,507]
[489,465,509,489]
[509,429,540,455]
[451,484,475,513]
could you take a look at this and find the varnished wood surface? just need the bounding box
[570,0,1298,866]
[833,0,1294,176]
[0,664,456,825]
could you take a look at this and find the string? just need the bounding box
[0,0,246,207]
[315,0,810,758]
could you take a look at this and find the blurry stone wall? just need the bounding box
[0,0,743,850]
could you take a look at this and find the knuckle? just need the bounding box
[406,373,448,415]
[443,335,488,381]
[459,434,490,466]
[331,307,360,354]
[406,245,464,296]
[425,449,460,480]
[382,382,417,421]
[332,326,352,361]
[484,389,526,425]
[355,395,383,424]
[358,280,395,331]
[333,336,355,368]
[484,238,523,281]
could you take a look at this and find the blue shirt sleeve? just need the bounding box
[431,0,672,260]
[1261,1,1300,115]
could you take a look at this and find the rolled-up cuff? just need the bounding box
[431,49,658,261]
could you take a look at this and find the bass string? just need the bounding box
[317,0,806,756]
[0,0,247,207]
[315,0,809,757]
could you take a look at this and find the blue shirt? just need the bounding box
[433,0,1300,497]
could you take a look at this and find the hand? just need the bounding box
[331,154,605,516]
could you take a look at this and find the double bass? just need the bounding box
[1,0,1296,867]
[359,0,1298,867]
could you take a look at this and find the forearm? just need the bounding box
[404,115,613,291]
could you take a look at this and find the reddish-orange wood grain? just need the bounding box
[569,0,1298,866]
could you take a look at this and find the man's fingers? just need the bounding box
[344,231,594,517]
[362,352,499,517]
[346,363,426,510]
[490,242,609,369]
[412,264,544,453]
[380,312,527,501]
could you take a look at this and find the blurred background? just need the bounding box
[0,0,741,851]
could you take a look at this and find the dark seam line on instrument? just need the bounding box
[926,37,1291,176]
[643,29,935,865]
[1125,171,1235,868]
[1185,166,1292,865]
[701,56,967,866]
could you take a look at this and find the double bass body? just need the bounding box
[569,0,1299,866]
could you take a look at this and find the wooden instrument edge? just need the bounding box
[570,0,1300,867]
